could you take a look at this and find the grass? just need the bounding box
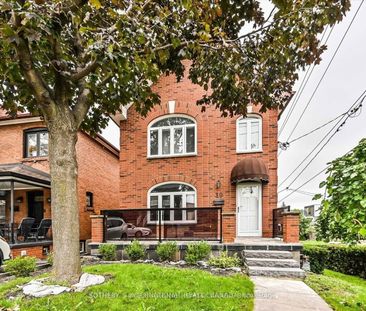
[305,269,366,311]
[0,264,254,311]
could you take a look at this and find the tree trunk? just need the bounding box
[48,114,81,284]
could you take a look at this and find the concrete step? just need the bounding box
[242,250,293,259]
[248,266,305,279]
[246,257,299,268]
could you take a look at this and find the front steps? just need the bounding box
[243,250,305,279]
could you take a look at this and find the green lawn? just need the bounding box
[305,269,366,311]
[0,264,254,311]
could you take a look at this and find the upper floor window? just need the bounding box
[236,115,262,153]
[24,128,49,158]
[148,115,196,157]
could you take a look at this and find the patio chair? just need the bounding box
[17,217,35,241]
[28,219,52,241]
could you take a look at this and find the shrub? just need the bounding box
[156,241,178,262]
[299,213,313,240]
[99,244,117,261]
[4,256,37,277]
[46,252,53,265]
[208,251,241,268]
[125,240,145,261]
[302,246,328,274]
[303,243,366,278]
[185,241,211,265]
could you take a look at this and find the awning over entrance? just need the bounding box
[0,163,51,189]
[230,158,269,184]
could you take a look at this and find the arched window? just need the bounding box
[236,115,262,153]
[148,182,196,223]
[148,115,197,157]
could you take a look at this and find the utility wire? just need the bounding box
[283,188,317,196]
[278,25,332,137]
[279,89,366,188]
[278,167,328,202]
[278,110,346,150]
[281,0,364,143]
[278,144,357,202]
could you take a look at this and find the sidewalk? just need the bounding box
[251,277,331,311]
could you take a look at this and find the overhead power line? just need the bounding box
[281,0,365,143]
[278,167,328,203]
[278,109,346,151]
[279,89,366,188]
[278,25,333,137]
[278,144,358,203]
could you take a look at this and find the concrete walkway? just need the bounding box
[251,277,331,311]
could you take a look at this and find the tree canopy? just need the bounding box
[0,0,350,133]
[315,138,366,243]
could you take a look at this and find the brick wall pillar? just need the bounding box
[282,211,300,243]
[90,215,104,243]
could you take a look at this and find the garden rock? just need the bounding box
[72,273,105,292]
[229,267,242,273]
[197,261,208,268]
[177,260,186,266]
[22,280,70,298]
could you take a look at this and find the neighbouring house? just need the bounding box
[303,204,320,220]
[101,67,287,244]
[0,109,119,258]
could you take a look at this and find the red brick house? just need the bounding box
[0,109,119,257]
[114,71,279,243]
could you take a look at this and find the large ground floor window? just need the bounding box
[148,183,196,224]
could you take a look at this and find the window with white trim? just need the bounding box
[148,116,196,157]
[148,183,196,223]
[236,116,262,152]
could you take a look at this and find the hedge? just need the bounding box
[303,243,366,278]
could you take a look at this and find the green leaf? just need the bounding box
[360,200,366,208]
[358,227,366,237]
[89,0,102,9]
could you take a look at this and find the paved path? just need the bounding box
[251,276,331,311]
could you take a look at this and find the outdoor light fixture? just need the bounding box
[16,196,23,204]
[215,180,221,190]
[47,197,51,203]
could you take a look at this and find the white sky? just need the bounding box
[101,1,366,209]
[278,0,366,209]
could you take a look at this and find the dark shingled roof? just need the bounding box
[230,158,269,184]
[0,163,51,187]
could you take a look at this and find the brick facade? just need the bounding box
[119,70,278,242]
[0,116,119,243]
[11,244,52,259]
[282,211,300,243]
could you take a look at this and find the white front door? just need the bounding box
[236,183,262,237]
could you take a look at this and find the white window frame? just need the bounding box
[236,115,262,153]
[147,182,197,224]
[147,114,197,158]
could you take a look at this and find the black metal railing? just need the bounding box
[101,207,223,243]
[273,206,290,238]
[0,221,52,245]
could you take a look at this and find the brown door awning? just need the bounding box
[231,158,269,184]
